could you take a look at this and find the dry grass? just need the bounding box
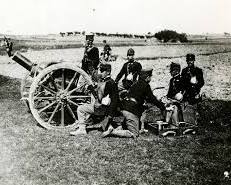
[0,74,231,185]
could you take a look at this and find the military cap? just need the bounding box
[140,68,153,78]
[99,63,111,72]
[127,48,135,56]
[170,62,181,72]
[186,53,195,62]
[85,32,94,41]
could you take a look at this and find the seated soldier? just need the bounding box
[115,48,142,99]
[70,63,119,135]
[162,62,184,127]
[102,68,165,138]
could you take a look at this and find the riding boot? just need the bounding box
[70,124,87,135]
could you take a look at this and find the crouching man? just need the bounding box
[102,68,165,138]
[70,63,119,135]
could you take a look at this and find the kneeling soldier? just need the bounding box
[102,68,165,138]
[70,63,119,135]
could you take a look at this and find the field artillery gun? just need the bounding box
[4,37,93,130]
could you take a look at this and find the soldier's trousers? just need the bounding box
[77,103,94,125]
[121,110,140,137]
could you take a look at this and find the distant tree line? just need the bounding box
[154,30,188,43]
[59,31,153,39]
[59,29,188,43]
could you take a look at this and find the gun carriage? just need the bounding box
[4,37,93,130]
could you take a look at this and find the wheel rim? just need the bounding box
[29,63,93,130]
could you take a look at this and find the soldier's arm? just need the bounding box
[196,68,204,90]
[106,80,119,117]
[146,85,165,111]
[93,47,100,69]
[133,62,142,81]
[115,63,126,83]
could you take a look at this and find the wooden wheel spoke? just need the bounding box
[68,86,82,95]
[38,101,57,114]
[69,95,91,99]
[67,104,77,120]
[65,72,78,91]
[40,84,56,94]
[49,75,59,91]
[61,104,65,126]
[67,99,79,107]
[47,103,60,125]
[61,69,65,90]
[34,96,56,100]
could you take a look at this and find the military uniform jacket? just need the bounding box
[121,78,165,117]
[181,66,204,103]
[167,74,184,99]
[95,77,119,117]
[115,61,142,89]
[82,46,100,74]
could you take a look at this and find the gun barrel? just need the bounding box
[11,51,34,71]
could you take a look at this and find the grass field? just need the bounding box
[0,35,231,184]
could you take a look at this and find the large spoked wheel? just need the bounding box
[29,63,93,130]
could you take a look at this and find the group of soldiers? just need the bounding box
[70,33,205,138]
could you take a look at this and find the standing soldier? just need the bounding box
[77,32,100,91]
[181,54,204,105]
[81,32,100,76]
[181,53,204,125]
[102,68,165,138]
[115,48,142,97]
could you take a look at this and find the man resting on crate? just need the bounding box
[102,68,165,138]
[161,62,184,128]
[70,63,119,135]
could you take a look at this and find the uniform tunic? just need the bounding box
[122,78,165,117]
[96,76,119,117]
[82,46,100,74]
[181,66,204,104]
[167,74,184,99]
[115,61,142,89]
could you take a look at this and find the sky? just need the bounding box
[1,0,230,35]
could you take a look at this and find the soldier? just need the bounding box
[70,63,119,135]
[102,68,165,138]
[81,32,100,76]
[181,54,204,105]
[163,62,184,126]
[181,54,204,125]
[115,48,142,97]
[77,32,100,91]
[100,40,112,62]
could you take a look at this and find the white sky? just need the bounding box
[1,0,230,35]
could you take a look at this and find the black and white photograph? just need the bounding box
[0,0,230,184]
